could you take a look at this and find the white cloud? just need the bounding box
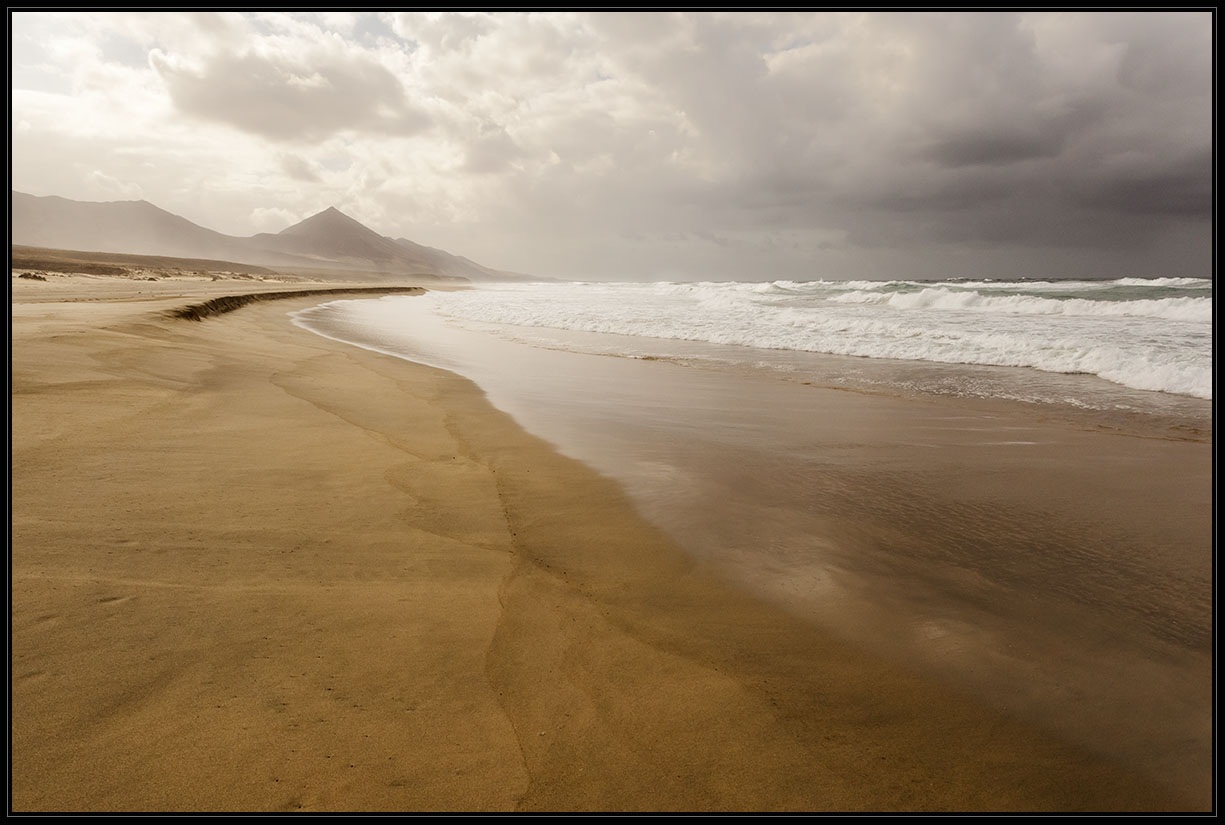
[149,42,430,142]
[85,170,144,200]
[248,206,298,233]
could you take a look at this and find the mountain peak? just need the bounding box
[278,205,372,237]
[11,190,533,281]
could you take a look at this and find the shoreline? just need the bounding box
[294,288,1213,807]
[10,276,1204,811]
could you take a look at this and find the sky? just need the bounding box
[9,11,1214,281]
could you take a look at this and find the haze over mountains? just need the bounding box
[10,191,530,281]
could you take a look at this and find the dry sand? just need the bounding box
[10,274,1199,812]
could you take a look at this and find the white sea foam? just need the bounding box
[825,287,1210,322]
[363,278,1212,400]
[1113,276,1212,288]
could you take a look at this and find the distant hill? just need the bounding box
[10,193,252,262]
[392,236,530,281]
[10,191,533,282]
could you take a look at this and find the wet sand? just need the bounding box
[296,292,1214,808]
[10,275,1206,811]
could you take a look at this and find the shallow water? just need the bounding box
[292,291,1213,807]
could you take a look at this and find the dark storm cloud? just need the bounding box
[925,129,1066,168]
[10,11,1211,279]
[1071,147,1213,218]
[151,48,429,142]
[632,12,1208,267]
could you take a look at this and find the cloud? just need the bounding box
[9,11,1213,279]
[279,153,323,183]
[248,206,298,232]
[149,28,430,142]
[85,170,144,200]
[463,127,524,175]
[1071,147,1213,218]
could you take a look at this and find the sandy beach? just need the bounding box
[10,274,1205,812]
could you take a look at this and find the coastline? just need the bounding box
[294,288,1213,807]
[10,276,1202,812]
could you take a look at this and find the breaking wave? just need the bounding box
[420,277,1212,400]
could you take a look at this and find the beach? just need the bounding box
[10,275,1209,812]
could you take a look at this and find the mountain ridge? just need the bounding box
[10,191,532,282]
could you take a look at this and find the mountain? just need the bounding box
[393,236,526,281]
[10,191,531,281]
[249,206,415,268]
[10,192,251,262]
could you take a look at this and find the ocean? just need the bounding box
[416,276,1211,398]
[290,276,1212,804]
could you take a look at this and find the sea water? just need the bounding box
[409,277,1212,399]
[291,276,1212,804]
